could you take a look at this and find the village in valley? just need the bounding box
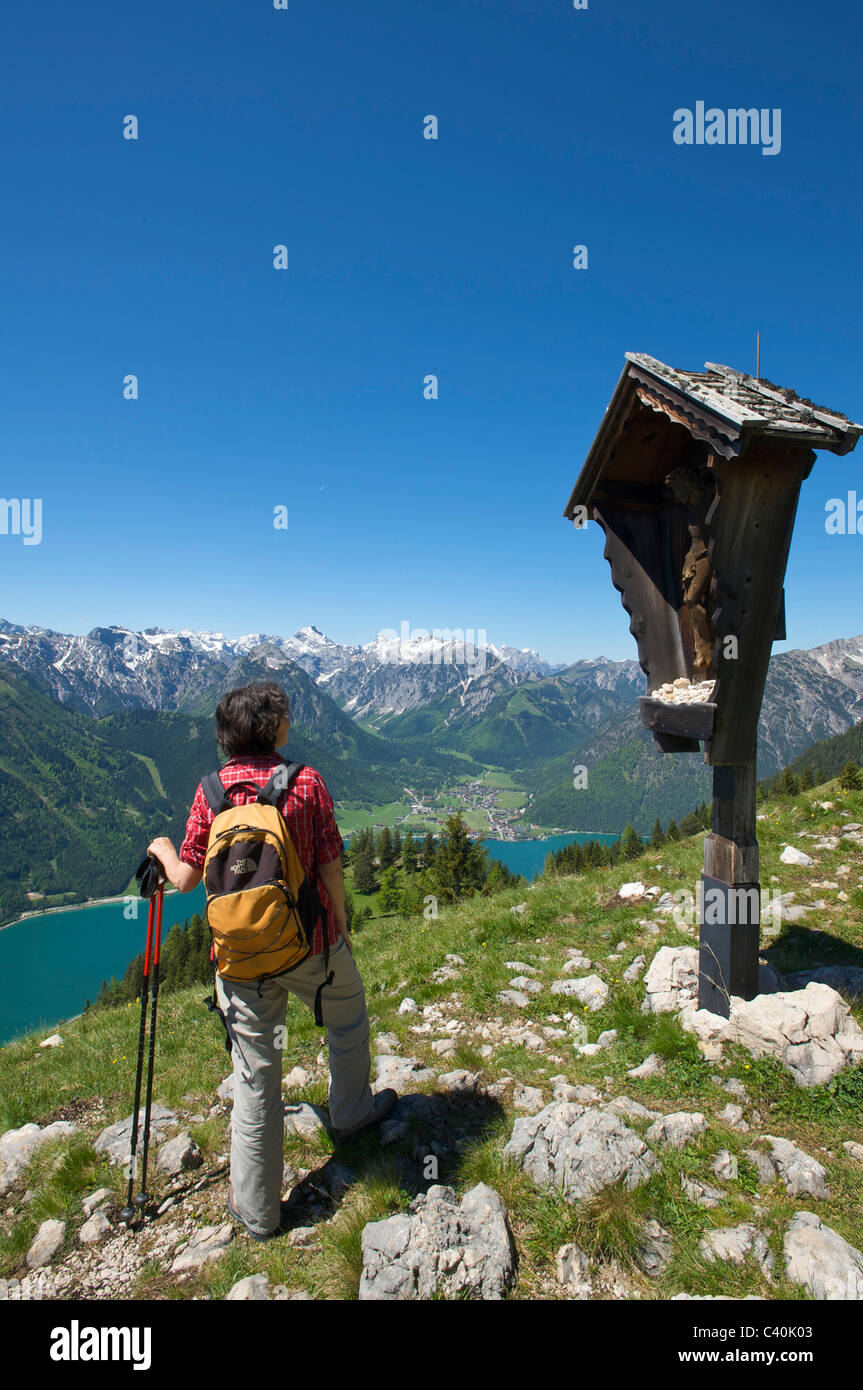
[401,776,531,840]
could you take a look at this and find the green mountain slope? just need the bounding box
[780,718,863,785]
[387,664,640,767]
[524,714,713,834]
[0,665,178,923]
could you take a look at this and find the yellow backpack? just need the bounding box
[201,763,333,1035]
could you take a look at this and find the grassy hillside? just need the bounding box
[524,711,712,834]
[2,778,861,1301]
[0,665,179,923]
[774,718,863,788]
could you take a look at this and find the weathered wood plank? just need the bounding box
[638,696,715,741]
[707,442,815,765]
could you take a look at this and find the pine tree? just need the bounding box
[422,832,436,868]
[353,842,377,895]
[839,760,862,791]
[620,824,642,860]
[378,826,395,870]
[397,878,426,916]
[392,827,402,861]
[778,766,800,797]
[429,813,488,903]
[666,819,680,841]
[376,866,402,913]
[650,818,665,848]
[402,832,418,874]
[800,767,813,791]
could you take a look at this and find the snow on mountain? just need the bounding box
[2,619,863,755]
[0,619,558,718]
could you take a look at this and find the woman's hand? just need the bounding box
[146,838,202,893]
[147,838,174,876]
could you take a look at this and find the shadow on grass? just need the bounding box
[278,1088,508,1233]
[762,925,863,998]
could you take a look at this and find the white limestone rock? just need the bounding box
[436,1070,481,1097]
[555,1242,591,1297]
[82,1187,111,1217]
[79,1211,111,1245]
[509,976,542,995]
[171,1223,234,1272]
[373,1055,436,1093]
[641,946,699,1015]
[699,1223,774,1277]
[552,974,609,1011]
[503,1102,659,1202]
[681,1175,724,1208]
[761,1136,830,1198]
[283,1102,329,1138]
[157,1133,204,1175]
[94,1106,176,1166]
[226,1273,271,1300]
[680,982,863,1087]
[783,1211,863,1299]
[26,1218,66,1269]
[622,955,647,983]
[717,1103,749,1132]
[636,1219,674,1277]
[780,845,814,867]
[359,1183,515,1300]
[626,1053,666,1080]
[607,1095,661,1122]
[0,1121,79,1194]
[646,1111,708,1150]
[498,990,530,1009]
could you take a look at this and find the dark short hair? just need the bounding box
[215,682,290,757]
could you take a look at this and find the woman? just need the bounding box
[147,679,395,1240]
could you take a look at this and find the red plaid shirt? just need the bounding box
[179,755,344,956]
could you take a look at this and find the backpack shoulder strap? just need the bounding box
[201,770,235,815]
[257,761,305,808]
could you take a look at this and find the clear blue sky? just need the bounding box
[1,0,861,665]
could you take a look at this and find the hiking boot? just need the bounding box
[227,1190,284,1243]
[330,1088,398,1144]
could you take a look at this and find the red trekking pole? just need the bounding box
[121,854,165,1226]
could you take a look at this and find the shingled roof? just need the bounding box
[565,353,862,516]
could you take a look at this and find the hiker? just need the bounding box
[146,679,396,1239]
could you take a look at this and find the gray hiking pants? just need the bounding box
[215,938,373,1235]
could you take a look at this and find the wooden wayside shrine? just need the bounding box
[565,353,862,1017]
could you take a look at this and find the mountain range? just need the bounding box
[0,621,556,720]
[2,616,863,926]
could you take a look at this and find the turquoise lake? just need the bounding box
[0,832,617,1045]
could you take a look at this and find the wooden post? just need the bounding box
[698,762,760,1017]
